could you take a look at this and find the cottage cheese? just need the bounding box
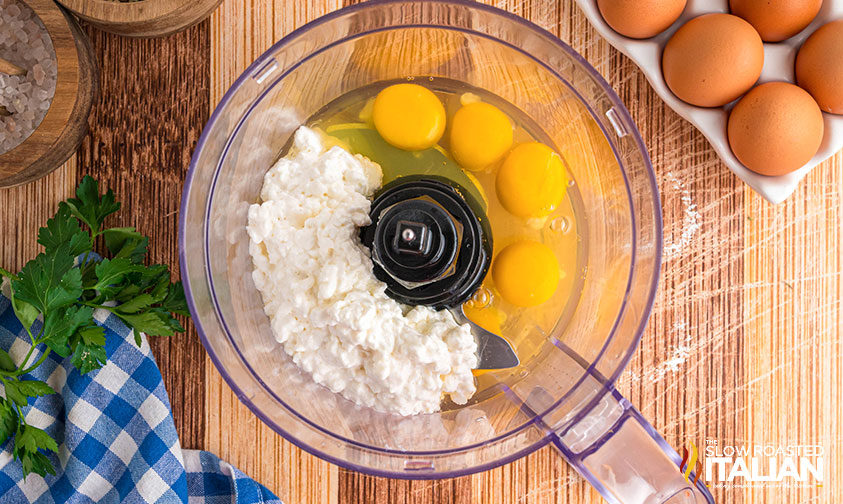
[247,127,478,416]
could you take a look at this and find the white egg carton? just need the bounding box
[574,0,843,203]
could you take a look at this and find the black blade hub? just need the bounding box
[360,176,492,309]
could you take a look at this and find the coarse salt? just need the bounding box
[0,0,57,154]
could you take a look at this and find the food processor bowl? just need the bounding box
[180,2,715,503]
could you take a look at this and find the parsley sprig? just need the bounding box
[0,176,189,478]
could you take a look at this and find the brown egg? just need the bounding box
[662,14,764,107]
[597,0,687,39]
[730,0,822,42]
[797,20,843,114]
[728,82,824,176]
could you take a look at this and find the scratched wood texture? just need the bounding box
[0,0,840,503]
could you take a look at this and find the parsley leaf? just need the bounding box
[149,275,170,303]
[160,282,189,316]
[14,380,56,398]
[134,264,169,291]
[110,264,168,304]
[11,297,39,335]
[103,227,148,264]
[2,380,27,407]
[0,397,18,444]
[59,269,83,302]
[0,348,15,373]
[38,206,91,257]
[3,379,54,407]
[62,176,121,234]
[71,327,108,374]
[0,176,189,477]
[93,258,143,299]
[118,310,178,338]
[115,293,155,314]
[40,306,94,357]
[16,424,58,454]
[12,244,80,313]
[21,450,56,478]
[14,424,59,478]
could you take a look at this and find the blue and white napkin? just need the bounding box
[0,282,282,504]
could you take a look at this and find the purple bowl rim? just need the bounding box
[179,0,663,479]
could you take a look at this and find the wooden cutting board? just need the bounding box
[0,1,839,502]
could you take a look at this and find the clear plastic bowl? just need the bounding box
[180,2,714,502]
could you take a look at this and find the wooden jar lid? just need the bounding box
[55,0,223,38]
[0,0,98,188]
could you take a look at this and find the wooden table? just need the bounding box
[1,1,840,502]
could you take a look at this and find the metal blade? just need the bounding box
[453,307,520,370]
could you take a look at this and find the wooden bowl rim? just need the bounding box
[0,0,79,175]
[54,0,200,23]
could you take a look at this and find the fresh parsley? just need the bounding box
[0,176,189,478]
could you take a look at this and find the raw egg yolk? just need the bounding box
[496,142,567,219]
[450,102,513,171]
[463,303,505,335]
[492,241,559,307]
[372,83,446,151]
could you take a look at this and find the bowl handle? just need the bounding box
[549,386,715,504]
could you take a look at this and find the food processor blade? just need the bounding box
[454,307,519,370]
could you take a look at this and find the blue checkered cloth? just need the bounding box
[0,281,282,504]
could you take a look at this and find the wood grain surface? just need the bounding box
[55,0,225,38]
[0,1,840,503]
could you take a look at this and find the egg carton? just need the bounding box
[574,0,843,203]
